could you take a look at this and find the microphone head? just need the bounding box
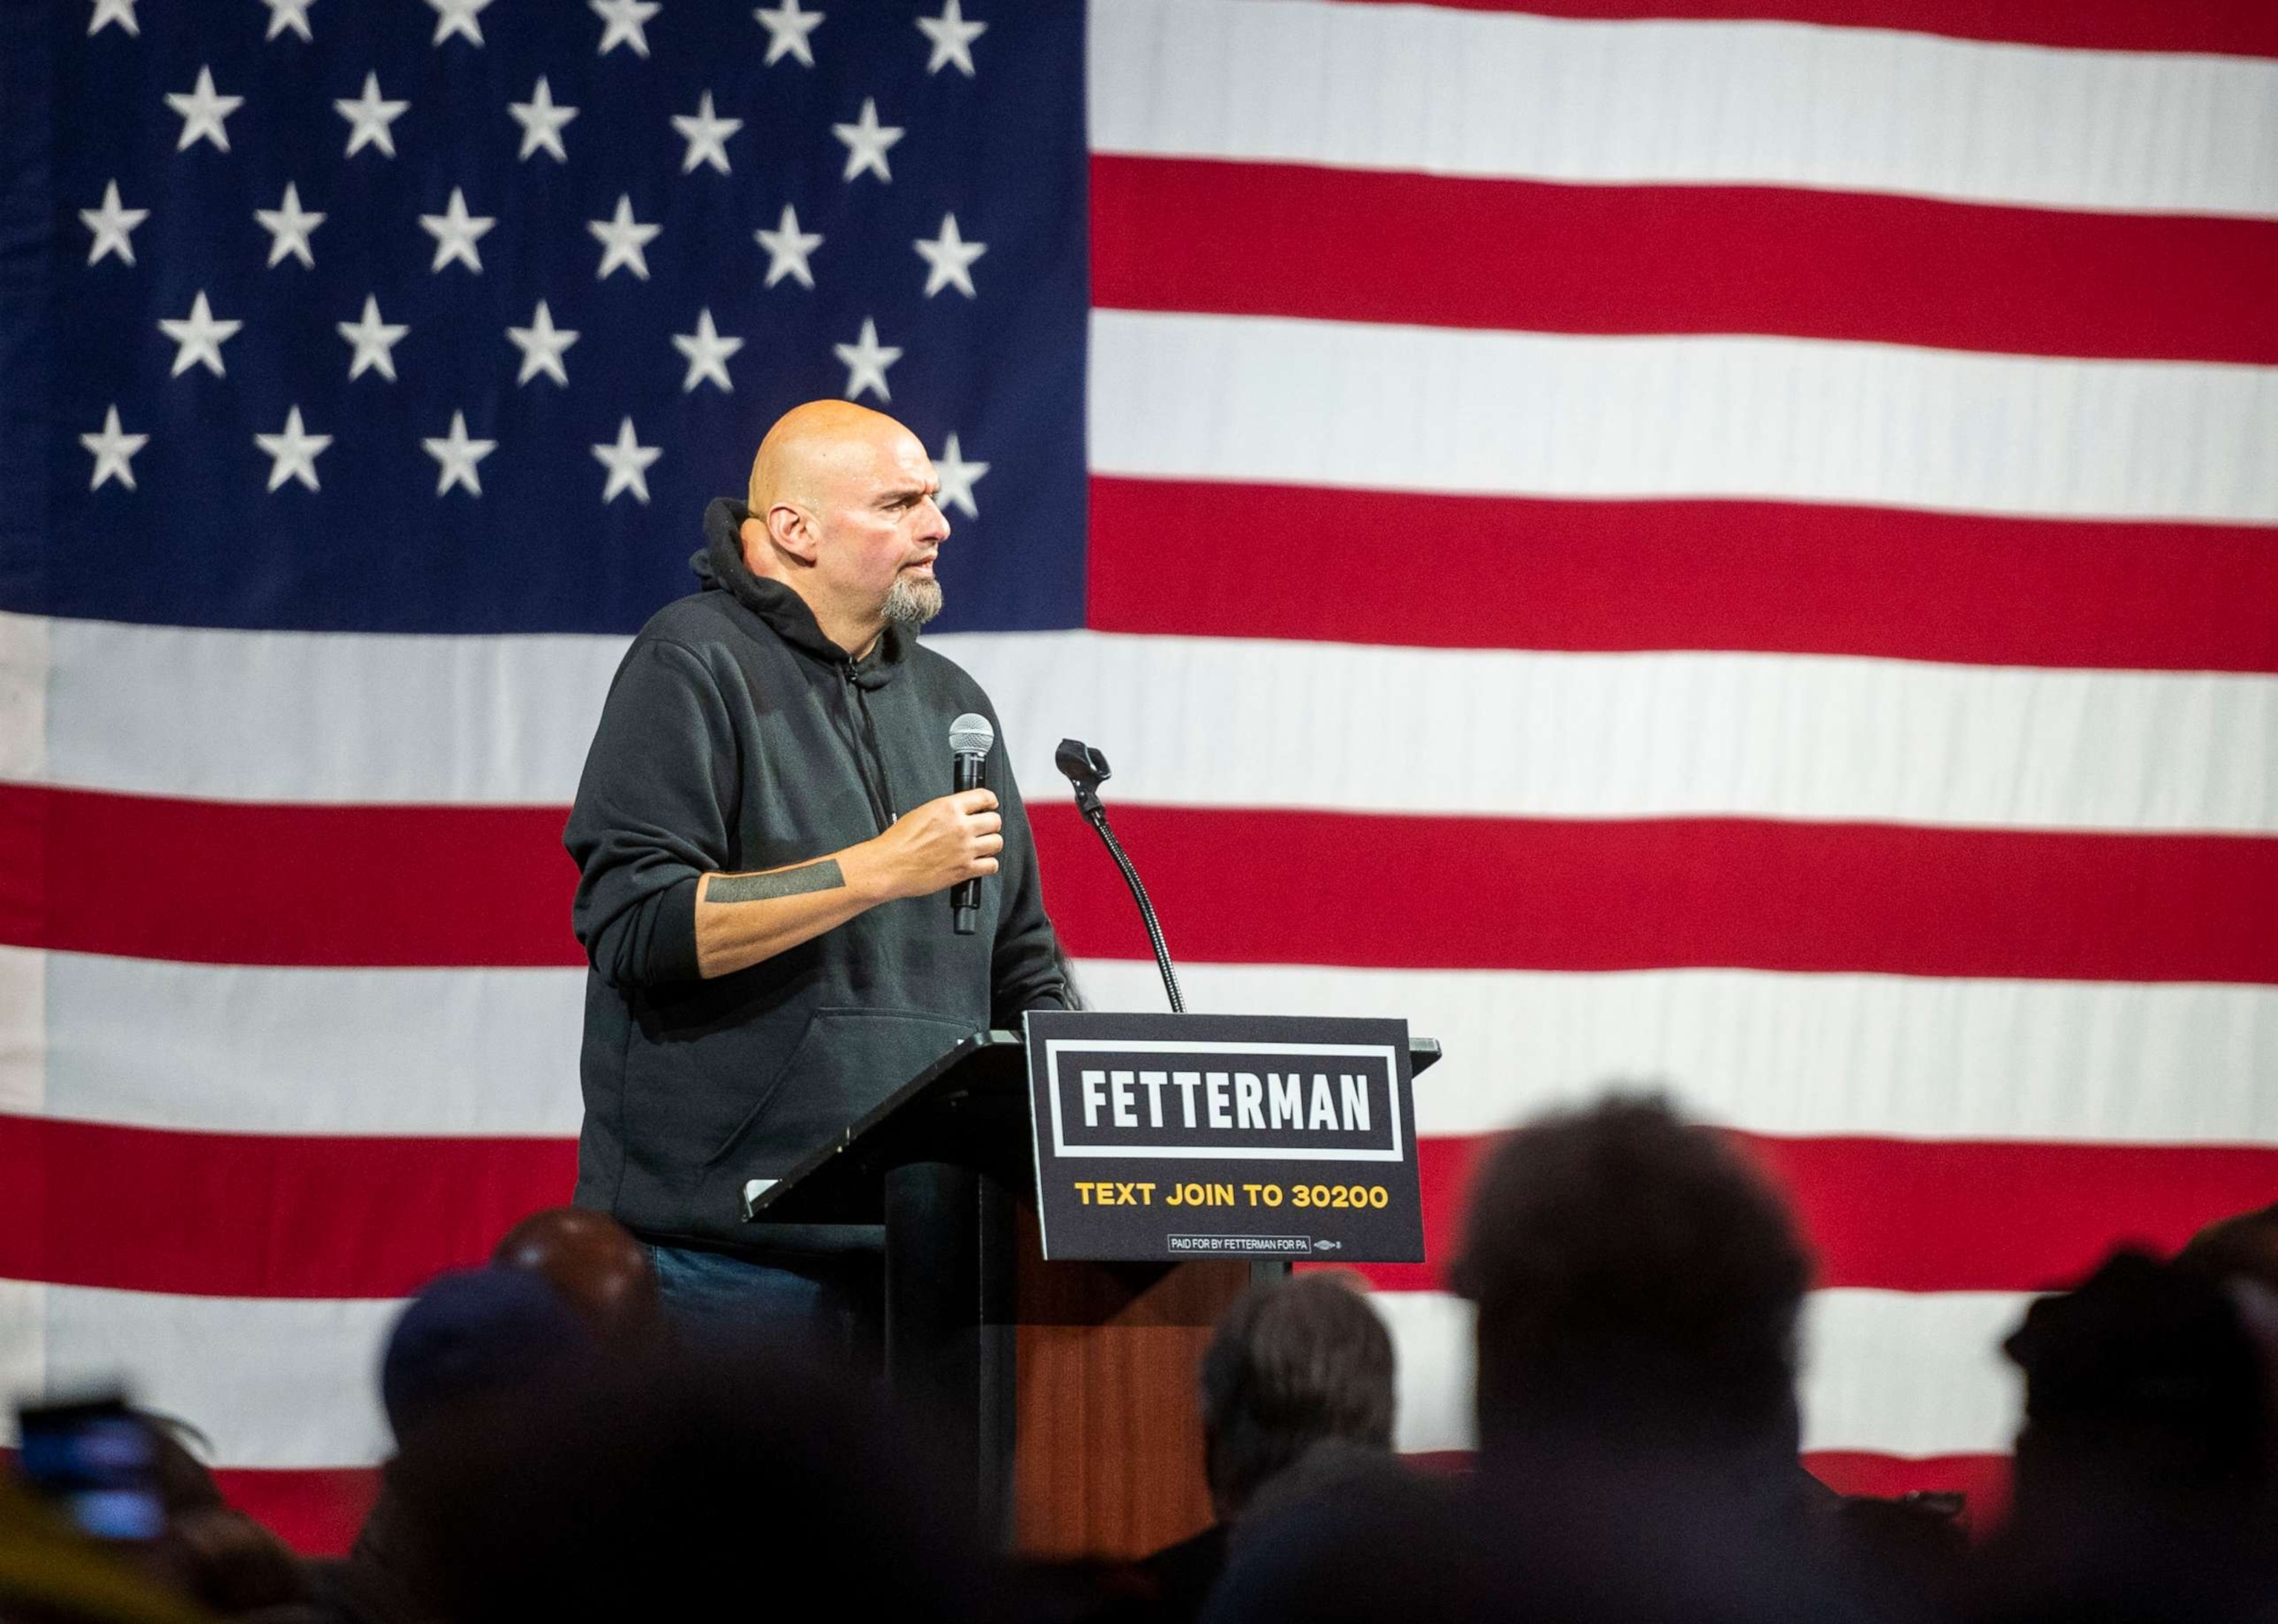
[1055,738,1112,791]
[948,712,994,759]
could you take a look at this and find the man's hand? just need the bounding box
[851,790,1003,902]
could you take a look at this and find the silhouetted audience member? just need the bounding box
[1832,1492,1969,1621]
[489,1207,661,1347]
[377,1268,594,1448]
[1971,1250,2275,1624]
[1127,1275,1399,1621]
[141,1419,311,1620]
[2180,1201,2278,1295]
[386,1342,987,1624]
[317,1269,596,1624]
[1206,1094,1876,1624]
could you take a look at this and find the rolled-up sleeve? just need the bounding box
[564,639,738,988]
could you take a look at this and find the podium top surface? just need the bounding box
[745,1029,1440,1228]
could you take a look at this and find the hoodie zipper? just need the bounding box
[841,664,897,834]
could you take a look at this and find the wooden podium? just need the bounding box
[742,1030,1439,1559]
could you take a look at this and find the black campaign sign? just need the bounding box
[1022,1011,1426,1263]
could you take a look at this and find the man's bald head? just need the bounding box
[746,399,919,513]
[737,400,950,657]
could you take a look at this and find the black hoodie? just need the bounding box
[564,498,1067,1250]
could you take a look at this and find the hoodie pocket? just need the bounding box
[701,1005,977,1170]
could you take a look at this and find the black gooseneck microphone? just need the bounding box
[949,712,994,935]
[1055,739,1185,1013]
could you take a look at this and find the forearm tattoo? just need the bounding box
[705,859,846,905]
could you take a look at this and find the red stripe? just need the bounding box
[0,1114,575,1298]
[1089,477,2278,672]
[211,1466,380,1558]
[1803,1452,2010,1524]
[1321,0,2278,58]
[1048,805,2278,985]
[0,782,581,967]
[7,1112,2271,1299]
[7,785,2277,984]
[1355,1135,2278,1294]
[1093,157,2278,365]
[1410,1450,2012,1523]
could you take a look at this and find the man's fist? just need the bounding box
[859,790,1003,902]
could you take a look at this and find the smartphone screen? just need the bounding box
[15,1397,167,1542]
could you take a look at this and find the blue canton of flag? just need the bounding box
[4,0,1089,635]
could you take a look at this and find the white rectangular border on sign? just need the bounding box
[1042,1038,1406,1162]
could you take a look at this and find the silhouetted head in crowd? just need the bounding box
[1198,1275,1396,1522]
[380,1267,594,1448]
[490,1207,661,1345]
[1452,1094,1809,1458]
[389,1342,984,1624]
[1972,1250,2277,1624]
[2179,1201,2278,1296]
[2004,1250,2271,1515]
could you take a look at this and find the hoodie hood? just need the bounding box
[695,497,909,687]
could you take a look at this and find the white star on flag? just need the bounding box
[80,406,148,492]
[916,0,986,76]
[506,300,578,386]
[336,73,408,158]
[914,213,985,298]
[931,433,988,519]
[254,406,331,493]
[672,308,745,393]
[157,291,242,378]
[753,0,822,66]
[261,0,314,42]
[755,203,822,288]
[337,296,409,382]
[87,0,138,37]
[426,0,490,46]
[833,317,900,403]
[833,98,902,183]
[592,418,661,504]
[509,76,577,162]
[589,194,660,281]
[673,91,743,174]
[81,181,148,267]
[254,182,326,268]
[167,67,243,154]
[420,188,495,274]
[423,412,497,497]
[591,0,659,57]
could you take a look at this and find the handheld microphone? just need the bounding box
[949,712,994,935]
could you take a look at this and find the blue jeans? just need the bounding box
[645,1242,881,1370]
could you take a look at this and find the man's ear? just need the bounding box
[762,502,819,567]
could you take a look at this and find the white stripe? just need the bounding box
[1089,0,2278,219]
[13,612,625,805]
[1375,1287,2027,1456]
[0,606,46,782]
[10,948,581,1137]
[13,613,2276,835]
[1092,311,2278,524]
[0,947,43,1118]
[1798,1290,2027,1456]
[0,1280,2013,1469]
[1080,961,2278,1146]
[0,1281,397,1468]
[965,633,2278,834]
[19,947,2276,1147]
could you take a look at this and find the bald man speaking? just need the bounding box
[564,402,1069,1337]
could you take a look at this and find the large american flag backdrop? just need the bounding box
[3,0,2275,1554]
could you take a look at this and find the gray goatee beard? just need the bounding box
[882,574,944,627]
